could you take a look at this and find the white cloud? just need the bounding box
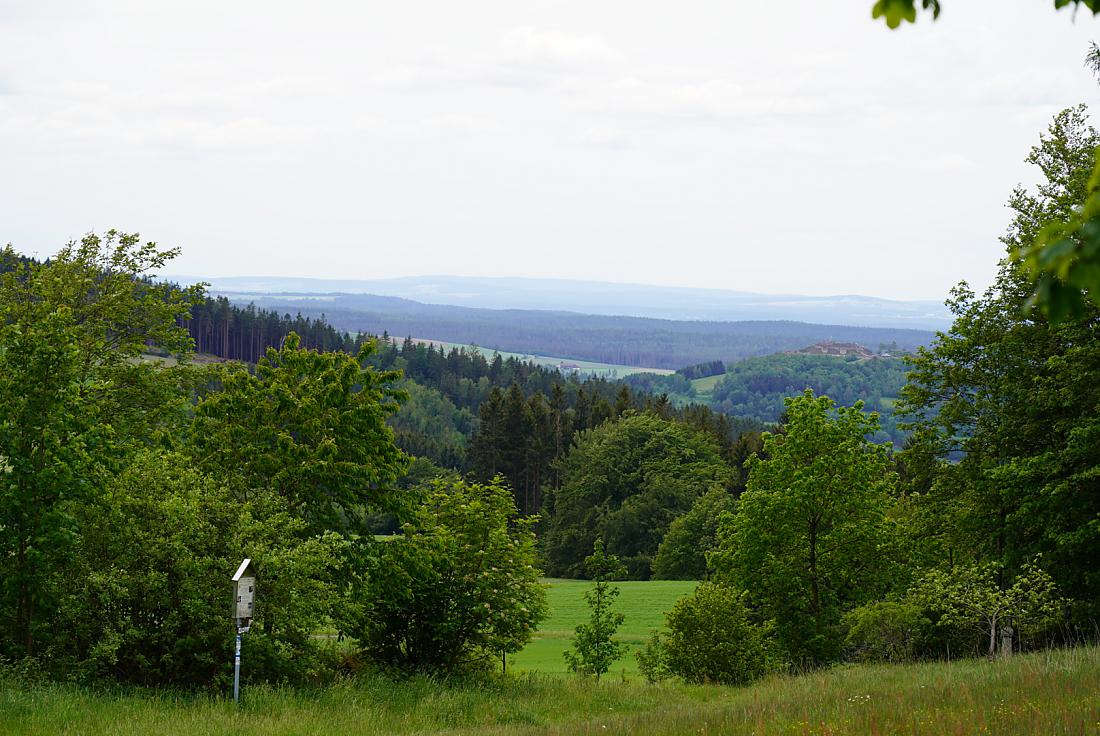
[918,154,978,173]
[372,27,624,91]
[576,125,631,149]
[493,27,623,73]
[132,117,315,152]
[573,75,832,124]
[419,114,502,134]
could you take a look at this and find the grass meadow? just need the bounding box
[3,579,1097,734]
[509,579,697,675]
[689,373,726,401]
[3,646,1097,735]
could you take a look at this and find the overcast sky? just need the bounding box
[2,1,1099,300]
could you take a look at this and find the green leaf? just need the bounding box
[872,0,918,28]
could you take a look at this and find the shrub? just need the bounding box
[842,601,932,663]
[52,450,348,687]
[636,632,672,683]
[346,477,547,676]
[640,583,768,686]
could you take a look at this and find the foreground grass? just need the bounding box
[510,579,696,674]
[3,646,1097,735]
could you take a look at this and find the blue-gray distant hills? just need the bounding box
[172,275,943,371]
[183,275,951,331]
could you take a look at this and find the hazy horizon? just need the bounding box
[175,272,952,330]
[4,1,1100,301]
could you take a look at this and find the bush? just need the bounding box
[639,583,768,686]
[49,451,239,685]
[52,450,348,687]
[842,601,931,663]
[636,632,672,683]
[346,478,547,676]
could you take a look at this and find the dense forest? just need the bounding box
[709,353,908,444]
[623,352,909,445]
[181,295,356,360]
[175,294,761,513]
[213,291,934,369]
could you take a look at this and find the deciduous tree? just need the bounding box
[713,391,896,666]
[0,232,198,659]
[564,539,627,681]
[542,413,730,579]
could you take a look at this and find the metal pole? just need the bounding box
[233,629,242,704]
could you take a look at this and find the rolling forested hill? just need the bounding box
[179,295,754,485]
[708,353,908,444]
[625,351,910,445]
[207,291,935,370]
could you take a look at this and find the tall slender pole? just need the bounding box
[233,629,242,704]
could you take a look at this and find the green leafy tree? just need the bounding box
[898,106,1100,624]
[53,449,349,686]
[652,489,737,580]
[347,477,547,675]
[911,561,1064,659]
[870,0,1098,30]
[188,332,410,538]
[0,232,198,659]
[713,390,897,666]
[54,450,238,685]
[842,601,932,664]
[542,413,730,579]
[564,539,628,681]
[637,583,768,686]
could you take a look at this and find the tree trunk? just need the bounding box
[999,625,1014,658]
[808,517,821,615]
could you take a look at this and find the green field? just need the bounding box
[510,579,696,675]
[689,372,726,401]
[411,338,673,379]
[4,646,1097,735]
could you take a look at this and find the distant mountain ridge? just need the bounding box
[185,287,937,371]
[168,274,951,331]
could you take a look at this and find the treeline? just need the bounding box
[676,360,725,380]
[621,352,909,445]
[467,382,761,517]
[170,298,765,486]
[181,295,356,361]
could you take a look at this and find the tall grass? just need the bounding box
[2,647,1097,735]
